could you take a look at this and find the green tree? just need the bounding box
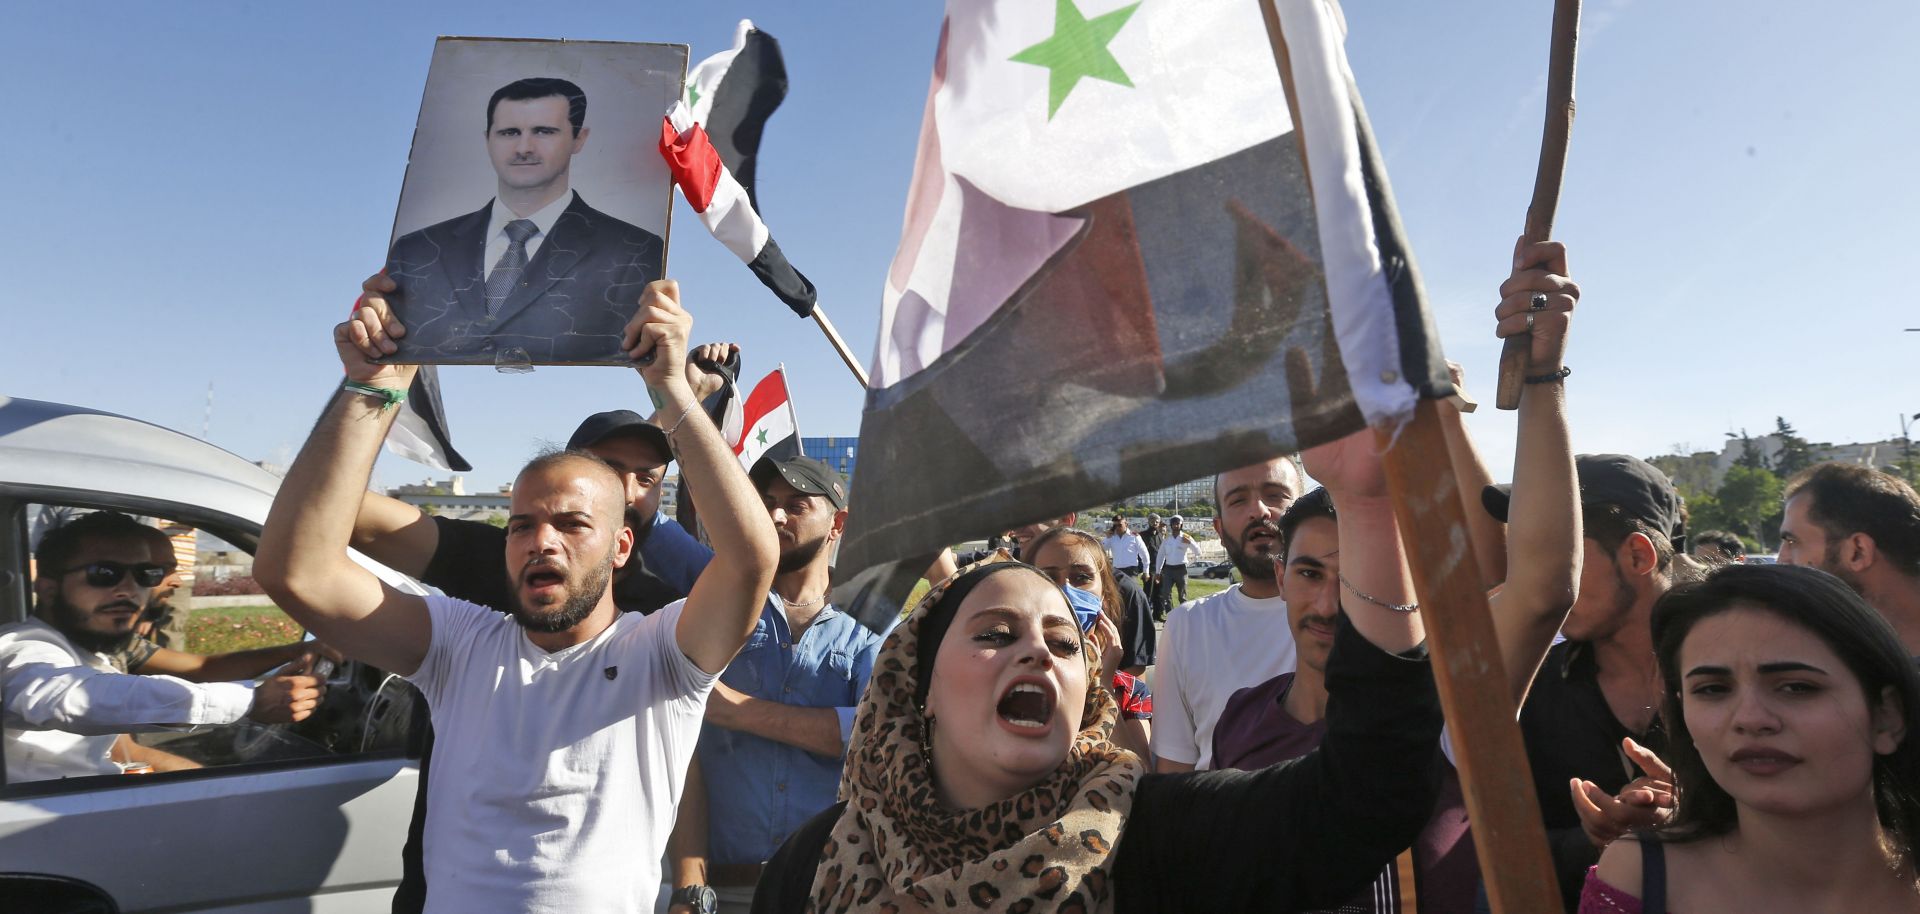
[1730,429,1768,470]
[484,512,508,528]
[1714,464,1784,546]
[1771,417,1816,477]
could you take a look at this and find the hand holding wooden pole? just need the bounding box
[1495,0,1582,410]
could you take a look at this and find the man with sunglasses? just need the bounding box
[2,511,327,782]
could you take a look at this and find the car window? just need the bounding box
[3,500,419,789]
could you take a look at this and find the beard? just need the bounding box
[1820,541,1866,594]
[508,547,616,634]
[1223,521,1281,582]
[777,533,830,575]
[1564,563,1637,642]
[44,591,140,655]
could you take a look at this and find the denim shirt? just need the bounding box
[641,513,888,865]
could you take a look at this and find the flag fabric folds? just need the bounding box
[386,368,471,472]
[683,19,789,210]
[661,21,818,319]
[835,0,1450,630]
[661,103,817,318]
[724,365,802,472]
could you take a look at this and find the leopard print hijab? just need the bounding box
[809,552,1146,913]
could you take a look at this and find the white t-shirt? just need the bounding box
[406,596,716,913]
[1150,585,1296,769]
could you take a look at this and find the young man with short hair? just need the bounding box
[256,279,776,912]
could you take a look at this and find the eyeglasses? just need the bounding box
[60,561,169,589]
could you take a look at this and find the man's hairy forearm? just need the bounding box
[710,689,845,758]
[662,384,775,579]
[258,392,396,590]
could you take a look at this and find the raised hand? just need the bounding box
[1302,427,1387,500]
[685,341,740,402]
[1494,239,1579,372]
[335,272,418,389]
[622,280,693,393]
[1568,737,1676,847]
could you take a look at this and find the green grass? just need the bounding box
[1183,577,1231,601]
[186,605,305,655]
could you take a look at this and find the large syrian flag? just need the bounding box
[724,365,802,472]
[835,0,1450,629]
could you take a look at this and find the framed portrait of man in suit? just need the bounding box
[384,38,684,366]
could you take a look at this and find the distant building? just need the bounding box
[801,436,860,482]
[387,475,511,521]
[1118,477,1214,511]
[1699,435,1913,488]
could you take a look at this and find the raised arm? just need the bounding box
[348,490,441,580]
[1487,239,1582,704]
[254,274,431,676]
[622,281,779,675]
[1301,429,1423,656]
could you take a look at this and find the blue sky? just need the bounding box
[4,0,1915,493]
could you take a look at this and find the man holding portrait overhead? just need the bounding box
[386,77,664,364]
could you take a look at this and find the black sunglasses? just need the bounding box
[61,561,169,589]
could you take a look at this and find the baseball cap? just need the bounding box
[750,455,848,510]
[1169,515,1184,525]
[568,410,670,456]
[1482,454,1684,543]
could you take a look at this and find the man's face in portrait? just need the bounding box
[486,95,588,196]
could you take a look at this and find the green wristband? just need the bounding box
[342,380,407,411]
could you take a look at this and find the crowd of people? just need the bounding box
[4,232,1918,914]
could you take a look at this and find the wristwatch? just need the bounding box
[671,885,719,914]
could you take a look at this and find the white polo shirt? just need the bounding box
[406,596,715,914]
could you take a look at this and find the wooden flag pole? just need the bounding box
[811,305,872,390]
[1376,403,1563,913]
[1256,3,1562,912]
[1494,0,1582,410]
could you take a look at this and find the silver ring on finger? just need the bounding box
[1529,292,1549,312]
[1525,312,1536,331]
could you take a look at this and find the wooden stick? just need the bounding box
[1495,0,1582,410]
[1378,401,1562,913]
[1256,3,1562,911]
[811,305,871,389]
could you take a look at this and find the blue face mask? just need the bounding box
[1063,584,1103,632]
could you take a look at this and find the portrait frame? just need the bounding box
[383,37,686,367]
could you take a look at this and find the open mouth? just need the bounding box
[1244,525,1278,549]
[995,680,1055,730]
[522,566,566,592]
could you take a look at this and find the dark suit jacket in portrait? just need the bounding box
[385,191,664,364]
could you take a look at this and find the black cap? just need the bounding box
[1482,454,1684,543]
[750,455,848,509]
[567,410,670,456]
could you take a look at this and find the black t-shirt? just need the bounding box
[753,618,1442,914]
[422,514,681,615]
[1517,640,1668,912]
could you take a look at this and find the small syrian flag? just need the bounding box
[724,365,801,472]
[386,368,471,472]
[661,102,817,319]
[684,19,789,210]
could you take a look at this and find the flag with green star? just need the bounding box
[725,365,800,472]
[838,0,1450,634]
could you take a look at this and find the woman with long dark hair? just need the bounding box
[1580,563,1920,912]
